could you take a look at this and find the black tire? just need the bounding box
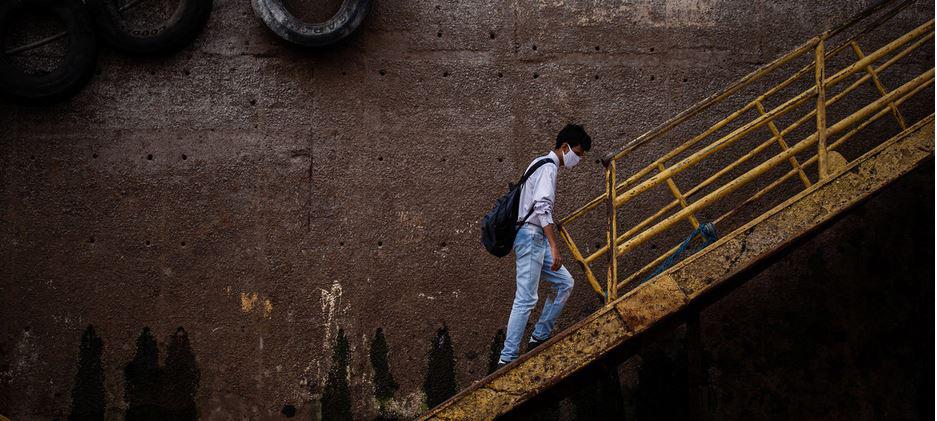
[85,0,212,55]
[0,0,98,104]
[252,0,372,48]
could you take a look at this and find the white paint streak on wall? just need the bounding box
[2,330,42,401]
[311,279,348,383]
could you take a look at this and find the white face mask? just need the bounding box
[562,144,581,169]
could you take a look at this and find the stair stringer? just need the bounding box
[420,115,935,421]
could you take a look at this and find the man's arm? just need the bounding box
[543,223,564,271]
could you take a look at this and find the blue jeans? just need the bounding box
[499,224,574,362]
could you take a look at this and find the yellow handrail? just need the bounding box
[559,0,934,302]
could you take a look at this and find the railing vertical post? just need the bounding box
[815,38,829,179]
[605,160,618,303]
[850,40,908,130]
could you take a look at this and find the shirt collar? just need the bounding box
[547,150,560,166]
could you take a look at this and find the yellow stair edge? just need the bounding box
[421,115,934,420]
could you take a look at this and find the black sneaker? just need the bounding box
[495,361,509,370]
[526,336,548,353]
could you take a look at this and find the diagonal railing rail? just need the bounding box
[558,0,934,303]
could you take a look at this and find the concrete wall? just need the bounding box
[1,0,933,419]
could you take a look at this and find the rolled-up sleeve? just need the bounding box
[531,165,558,227]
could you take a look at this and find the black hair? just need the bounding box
[555,123,592,151]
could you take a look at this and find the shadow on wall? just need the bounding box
[299,327,404,420]
[487,329,505,375]
[322,328,353,421]
[69,325,106,421]
[124,327,200,421]
[370,327,399,420]
[424,325,457,410]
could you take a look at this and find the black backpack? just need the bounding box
[480,158,556,257]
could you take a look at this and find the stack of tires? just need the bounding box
[0,0,212,104]
[252,0,372,48]
[0,0,373,104]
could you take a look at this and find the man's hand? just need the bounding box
[550,246,564,271]
[543,223,564,271]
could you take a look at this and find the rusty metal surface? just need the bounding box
[421,115,933,420]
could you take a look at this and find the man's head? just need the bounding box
[554,123,591,169]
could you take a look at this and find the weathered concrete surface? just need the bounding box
[0,0,933,419]
[421,115,934,420]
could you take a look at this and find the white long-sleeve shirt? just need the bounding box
[517,151,560,227]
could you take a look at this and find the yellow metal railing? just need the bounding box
[559,0,934,303]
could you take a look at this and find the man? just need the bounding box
[497,124,591,368]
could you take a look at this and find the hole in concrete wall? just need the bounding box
[532,44,537,51]
[440,242,447,248]
[149,70,156,76]
[441,157,447,162]
[594,159,600,164]
[650,75,655,81]
[250,99,257,106]
[683,78,688,82]
[145,240,150,246]
[595,45,600,51]
[443,71,449,77]
[595,243,601,249]
[497,157,503,162]
[146,154,153,160]
[180,241,186,247]
[89,236,95,244]
[650,47,655,52]
[594,75,599,80]
[437,31,442,37]
[341,71,347,76]
[183,68,191,76]
[377,156,383,161]
[489,31,496,39]
[533,73,539,79]
[379,69,386,76]
[181,154,187,160]
[281,405,296,417]
[497,72,503,78]
[378,241,383,247]
[92,153,98,159]
[339,241,345,246]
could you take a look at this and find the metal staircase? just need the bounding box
[421,1,934,418]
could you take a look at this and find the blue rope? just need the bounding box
[642,222,718,284]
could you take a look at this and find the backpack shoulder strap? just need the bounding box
[515,158,557,227]
[518,158,556,186]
